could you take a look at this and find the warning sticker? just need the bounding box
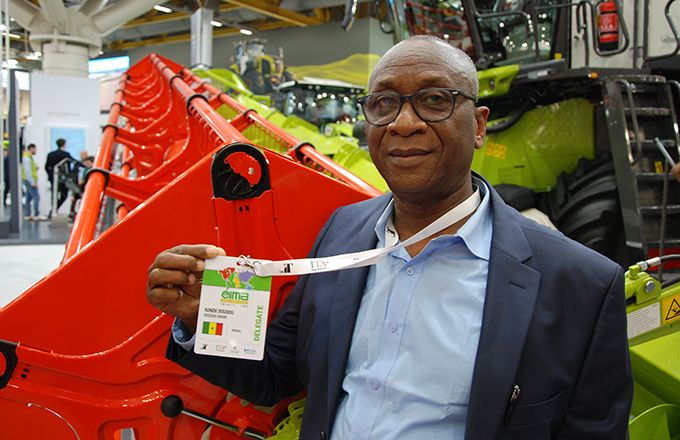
[627,302,661,339]
[655,161,664,174]
[662,294,680,325]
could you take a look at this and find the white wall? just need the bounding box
[129,17,394,68]
[26,73,100,216]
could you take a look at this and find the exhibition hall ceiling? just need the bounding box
[4,0,370,57]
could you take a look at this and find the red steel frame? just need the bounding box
[0,54,380,439]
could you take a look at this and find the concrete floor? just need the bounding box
[0,203,70,306]
[0,244,65,308]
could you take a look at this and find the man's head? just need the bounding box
[83,155,94,168]
[56,138,66,149]
[364,36,489,205]
[80,150,89,161]
[27,143,36,155]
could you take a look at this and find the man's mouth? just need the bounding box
[389,148,430,157]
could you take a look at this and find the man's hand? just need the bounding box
[672,163,680,183]
[147,244,226,331]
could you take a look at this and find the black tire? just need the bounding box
[540,157,629,266]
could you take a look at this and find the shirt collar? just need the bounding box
[373,176,493,260]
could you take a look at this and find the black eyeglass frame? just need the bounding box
[356,88,479,126]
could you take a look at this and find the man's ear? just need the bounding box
[474,106,490,150]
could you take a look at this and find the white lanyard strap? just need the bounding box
[245,189,481,277]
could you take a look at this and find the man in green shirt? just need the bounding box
[22,143,45,221]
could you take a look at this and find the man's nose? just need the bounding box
[388,100,427,135]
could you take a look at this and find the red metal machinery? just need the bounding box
[0,54,380,439]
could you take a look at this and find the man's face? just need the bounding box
[365,42,488,204]
[28,147,36,155]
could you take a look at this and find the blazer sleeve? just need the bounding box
[165,209,338,406]
[558,265,633,439]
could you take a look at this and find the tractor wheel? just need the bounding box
[540,157,629,266]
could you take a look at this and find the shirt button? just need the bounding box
[389,323,398,333]
[370,380,380,391]
[405,267,415,276]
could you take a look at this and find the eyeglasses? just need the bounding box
[357,88,478,126]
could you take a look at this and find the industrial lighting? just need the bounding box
[154,4,173,13]
[239,28,253,35]
[210,20,223,27]
[1,32,21,39]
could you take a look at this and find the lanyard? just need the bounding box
[243,189,481,277]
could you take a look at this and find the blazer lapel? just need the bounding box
[465,189,541,440]
[326,197,388,422]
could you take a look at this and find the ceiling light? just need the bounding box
[2,32,21,39]
[154,4,173,13]
[239,28,253,35]
[210,20,223,27]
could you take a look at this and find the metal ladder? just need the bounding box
[603,75,680,268]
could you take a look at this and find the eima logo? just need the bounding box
[221,290,249,305]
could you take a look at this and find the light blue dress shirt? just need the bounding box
[331,177,493,440]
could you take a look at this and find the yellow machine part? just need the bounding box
[287,54,381,88]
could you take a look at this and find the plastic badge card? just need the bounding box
[194,256,271,360]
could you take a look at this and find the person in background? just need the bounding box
[45,138,74,217]
[2,143,9,206]
[672,163,680,182]
[71,155,94,219]
[21,144,46,221]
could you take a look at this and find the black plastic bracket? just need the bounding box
[186,93,210,111]
[0,340,18,389]
[292,142,315,163]
[211,143,270,201]
[102,123,119,136]
[84,167,111,188]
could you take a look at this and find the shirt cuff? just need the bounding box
[172,318,196,352]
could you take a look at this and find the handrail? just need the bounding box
[645,0,680,62]
[615,79,644,165]
[666,81,680,158]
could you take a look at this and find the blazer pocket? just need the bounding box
[497,418,552,440]
[505,390,565,427]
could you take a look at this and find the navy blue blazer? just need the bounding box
[167,180,632,440]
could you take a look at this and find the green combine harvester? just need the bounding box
[200,1,680,430]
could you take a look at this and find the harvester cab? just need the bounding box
[273,77,365,138]
[231,39,287,95]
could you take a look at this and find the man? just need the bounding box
[2,143,9,206]
[672,163,680,182]
[21,144,45,220]
[147,36,632,439]
[45,138,74,217]
[70,155,94,218]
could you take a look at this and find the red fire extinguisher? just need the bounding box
[597,1,619,51]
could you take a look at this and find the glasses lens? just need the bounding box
[361,93,401,125]
[414,90,455,122]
